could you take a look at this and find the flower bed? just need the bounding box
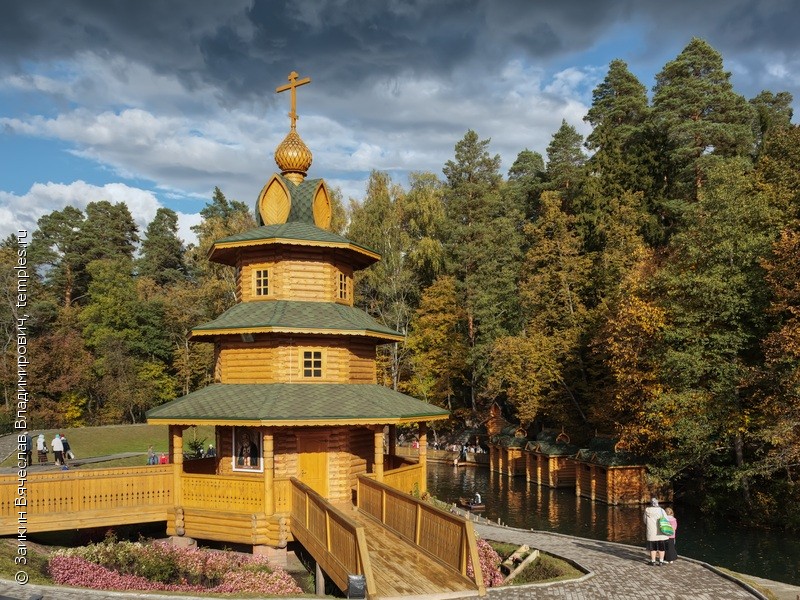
[48,538,302,595]
[467,538,505,587]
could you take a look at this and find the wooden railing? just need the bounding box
[181,474,264,511]
[0,466,173,534]
[274,477,292,513]
[382,461,423,496]
[290,478,375,599]
[357,475,485,595]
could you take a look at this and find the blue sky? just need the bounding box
[1,0,798,246]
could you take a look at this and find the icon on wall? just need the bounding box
[232,427,262,472]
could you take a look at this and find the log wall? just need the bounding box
[216,335,376,384]
[235,247,354,306]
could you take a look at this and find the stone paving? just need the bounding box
[1,519,784,600]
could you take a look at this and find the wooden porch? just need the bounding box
[1,460,484,598]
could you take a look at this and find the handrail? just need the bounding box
[356,474,485,595]
[289,478,376,599]
[0,465,174,534]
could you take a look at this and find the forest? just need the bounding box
[2,38,798,528]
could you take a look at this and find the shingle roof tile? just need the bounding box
[146,383,450,424]
[191,300,403,340]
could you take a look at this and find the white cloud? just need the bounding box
[0,180,197,245]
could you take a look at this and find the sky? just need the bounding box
[1,0,798,247]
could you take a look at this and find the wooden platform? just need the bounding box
[348,508,478,598]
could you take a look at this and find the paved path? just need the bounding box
[3,520,798,599]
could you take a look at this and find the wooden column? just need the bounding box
[388,424,397,458]
[171,425,184,501]
[170,425,185,535]
[373,427,384,482]
[418,422,427,494]
[263,429,274,516]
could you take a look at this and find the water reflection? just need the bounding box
[427,463,800,585]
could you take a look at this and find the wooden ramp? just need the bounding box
[348,508,478,599]
[290,477,484,599]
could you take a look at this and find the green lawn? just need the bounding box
[3,424,215,468]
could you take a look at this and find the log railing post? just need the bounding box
[263,429,274,516]
[418,422,427,494]
[373,427,384,482]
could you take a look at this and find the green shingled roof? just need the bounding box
[146,383,450,425]
[215,222,377,255]
[210,221,379,267]
[191,300,403,340]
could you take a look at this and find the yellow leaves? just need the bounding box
[487,332,562,424]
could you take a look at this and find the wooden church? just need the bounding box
[145,71,450,552]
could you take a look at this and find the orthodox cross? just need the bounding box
[276,71,311,130]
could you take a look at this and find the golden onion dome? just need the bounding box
[274,129,312,184]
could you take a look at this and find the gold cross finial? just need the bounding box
[276,71,311,130]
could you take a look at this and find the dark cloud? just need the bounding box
[2,0,798,108]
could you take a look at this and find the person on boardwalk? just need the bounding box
[664,506,678,563]
[147,445,157,465]
[36,433,48,464]
[643,497,669,566]
[51,433,64,466]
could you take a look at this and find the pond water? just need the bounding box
[427,462,800,586]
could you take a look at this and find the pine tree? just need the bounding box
[652,38,754,202]
[30,206,87,307]
[506,149,546,222]
[188,187,256,316]
[441,130,524,413]
[584,59,652,198]
[138,207,187,286]
[80,200,140,264]
[749,90,794,158]
[545,120,587,202]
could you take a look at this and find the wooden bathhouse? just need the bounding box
[524,430,578,489]
[572,437,649,505]
[487,424,529,477]
[2,72,486,599]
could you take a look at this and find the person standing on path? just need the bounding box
[643,497,669,566]
[61,435,73,463]
[51,433,64,466]
[147,445,157,465]
[664,506,678,563]
[36,433,48,464]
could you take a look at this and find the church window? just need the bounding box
[253,268,270,297]
[303,350,323,378]
[338,272,349,301]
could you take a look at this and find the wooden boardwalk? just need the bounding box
[348,508,478,598]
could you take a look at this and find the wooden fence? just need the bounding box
[0,466,173,534]
[181,474,264,511]
[290,477,376,599]
[356,474,485,595]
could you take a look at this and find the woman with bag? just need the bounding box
[643,497,669,566]
[664,507,678,563]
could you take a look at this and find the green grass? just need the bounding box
[3,424,215,468]
[718,568,779,600]
[0,539,53,584]
[488,541,583,586]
